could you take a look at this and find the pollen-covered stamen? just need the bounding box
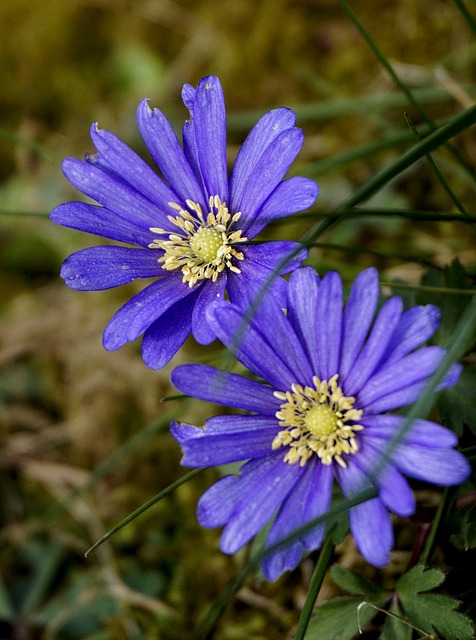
[272,374,364,468]
[149,195,247,287]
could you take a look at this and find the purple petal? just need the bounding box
[361,414,458,448]
[237,128,304,224]
[382,305,440,365]
[262,461,333,581]
[171,364,280,414]
[172,415,278,466]
[192,76,228,202]
[287,267,320,373]
[243,177,319,238]
[197,475,243,528]
[60,246,160,290]
[136,99,205,207]
[343,296,403,397]
[242,241,308,275]
[391,443,470,486]
[226,257,287,309]
[90,123,185,209]
[191,275,227,345]
[50,201,153,247]
[62,158,172,229]
[358,346,449,409]
[206,301,306,389]
[349,498,393,567]
[339,268,380,380]
[355,441,415,516]
[315,271,343,380]
[229,108,296,213]
[219,455,303,554]
[336,461,393,567]
[140,290,199,369]
[102,275,194,349]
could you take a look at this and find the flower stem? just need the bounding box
[294,532,335,640]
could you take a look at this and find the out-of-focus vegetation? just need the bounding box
[0,1,475,638]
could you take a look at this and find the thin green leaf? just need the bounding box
[84,468,204,557]
[295,533,335,640]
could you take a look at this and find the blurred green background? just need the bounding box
[0,1,475,638]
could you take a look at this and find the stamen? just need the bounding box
[149,197,247,287]
[272,375,364,467]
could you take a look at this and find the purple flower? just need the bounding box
[50,76,317,369]
[171,267,470,580]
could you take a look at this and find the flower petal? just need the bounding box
[337,460,393,566]
[349,498,393,567]
[197,475,243,528]
[355,441,415,517]
[62,158,172,229]
[136,99,205,207]
[50,201,152,247]
[237,128,304,224]
[315,271,343,380]
[391,443,470,486]
[343,296,403,397]
[229,108,296,213]
[243,176,319,238]
[140,290,199,369]
[171,364,280,414]
[192,76,228,202]
[172,415,278,466]
[219,455,304,554]
[191,274,227,345]
[90,122,186,209]
[358,346,449,409]
[60,246,160,290]
[287,267,320,372]
[361,414,458,448]
[206,301,300,389]
[339,268,380,380]
[102,275,194,349]
[242,241,308,275]
[382,304,440,365]
[262,461,333,581]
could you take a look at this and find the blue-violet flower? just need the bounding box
[171,267,470,580]
[50,76,317,369]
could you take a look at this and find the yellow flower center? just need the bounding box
[272,374,364,468]
[189,227,223,263]
[148,196,247,288]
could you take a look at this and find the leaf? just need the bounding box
[399,593,474,640]
[330,565,386,598]
[396,565,445,594]
[396,565,474,640]
[380,601,413,640]
[304,597,383,640]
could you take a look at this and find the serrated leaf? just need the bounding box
[304,597,383,640]
[380,601,412,640]
[330,565,386,598]
[396,564,445,595]
[399,593,474,640]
